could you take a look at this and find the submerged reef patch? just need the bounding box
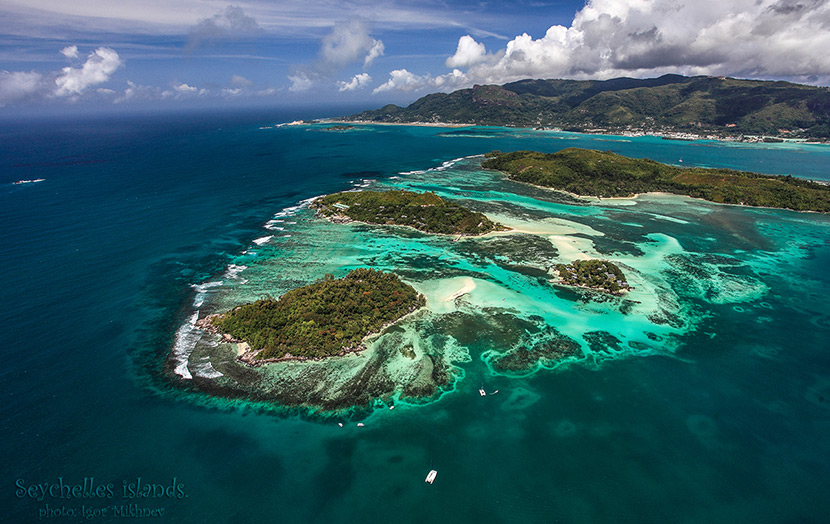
[664,253,768,304]
[168,154,808,416]
[483,323,583,376]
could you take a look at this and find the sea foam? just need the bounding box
[191,281,223,307]
[192,359,224,379]
[172,312,201,380]
[224,264,247,280]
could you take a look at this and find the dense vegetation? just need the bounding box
[344,75,830,138]
[313,189,501,235]
[554,260,630,295]
[482,148,830,212]
[213,268,425,360]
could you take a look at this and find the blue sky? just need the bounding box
[2,0,830,112]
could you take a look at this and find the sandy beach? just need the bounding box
[325,119,472,128]
[443,278,476,301]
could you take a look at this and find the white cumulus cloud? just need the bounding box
[0,70,45,106]
[289,18,385,91]
[320,19,385,70]
[288,72,314,92]
[118,80,207,103]
[60,45,79,59]
[373,69,433,93]
[54,47,123,97]
[1,46,127,105]
[445,35,488,68]
[378,0,830,94]
[338,73,372,91]
[373,68,470,94]
[363,39,385,68]
[173,82,197,93]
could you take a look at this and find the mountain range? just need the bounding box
[345,75,830,139]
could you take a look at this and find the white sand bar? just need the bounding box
[443,277,476,301]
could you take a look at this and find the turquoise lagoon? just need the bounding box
[177,128,829,418]
[3,115,829,523]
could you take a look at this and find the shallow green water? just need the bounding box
[178,151,830,428]
[7,115,827,523]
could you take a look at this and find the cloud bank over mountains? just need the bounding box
[376,0,830,93]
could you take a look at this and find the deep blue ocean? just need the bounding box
[2,108,829,523]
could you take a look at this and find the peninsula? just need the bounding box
[204,268,425,362]
[313,189,503,235]
[482,148,830,212]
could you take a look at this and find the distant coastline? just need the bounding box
[326,119,829,146]
[323,119,470,128]
[333,75,830,143]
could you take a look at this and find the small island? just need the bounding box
[202,268,425,363]
[553,259,631,295]
[320,124,355,131]
[313,189,503,235]
[482,148,830,212]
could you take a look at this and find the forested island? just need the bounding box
[482,148,830,212]
[313,189,503,235]
[343,75,830,139]
[204,268,425,362]
[553,260,631,295]
[320,124,355,131]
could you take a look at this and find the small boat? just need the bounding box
[356,422,365,427]
[389,405,395,410]
[338,423,343,427]
[479,388,486,396]
[492,390,499,395]
[425,470,438,484]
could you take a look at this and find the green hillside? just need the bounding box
[482,148,830,211]
[346,75,830,138]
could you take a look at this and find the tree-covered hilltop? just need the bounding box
[211,268,425,360]
[343,75,830,139]
[313,189,502,235]
[554,260,631,295]
[482,148,830,212]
